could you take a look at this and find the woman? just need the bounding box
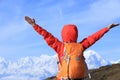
[25,16,119,80]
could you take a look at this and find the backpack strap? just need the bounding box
[85,62,91,79]
[57,54,62,72]
[63,45,70,79]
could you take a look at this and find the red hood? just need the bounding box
[61,24,78,43]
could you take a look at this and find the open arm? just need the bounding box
[80,23,120,50]
[25,16,62,53]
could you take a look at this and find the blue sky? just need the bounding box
[0,0,120,61]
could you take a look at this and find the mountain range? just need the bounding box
[0,50,119,80]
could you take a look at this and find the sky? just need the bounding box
[0,0,120,61]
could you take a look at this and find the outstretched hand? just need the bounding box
[25,16,36,26]
[107,23,120,29]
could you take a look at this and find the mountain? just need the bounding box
[0,50,118,80]
[46,63,120,80]
[112,59,120,64]
[0,55,58,80]
[84,50,111,69]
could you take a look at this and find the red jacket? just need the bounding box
[33,24,109,64]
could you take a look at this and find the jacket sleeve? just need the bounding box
[80,27,109,50]
[33,24,62,53]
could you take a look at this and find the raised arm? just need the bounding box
[107,23,119,29]
[25,16,62,53]
[80,23,120,50]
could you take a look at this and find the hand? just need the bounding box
[107,23,120,29]
[25,16,36,26]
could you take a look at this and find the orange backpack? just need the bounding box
[57,43,88,79]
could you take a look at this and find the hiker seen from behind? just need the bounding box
[25,16,119,80]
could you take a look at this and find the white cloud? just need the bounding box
[0,50,115,80]
[65,0,120,25]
